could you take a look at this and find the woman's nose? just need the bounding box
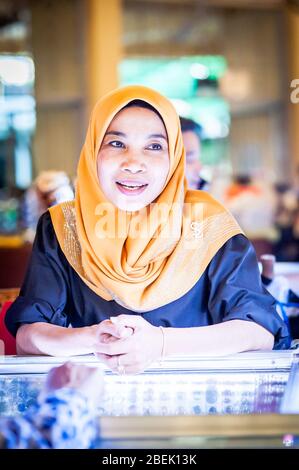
[120,156,146,174]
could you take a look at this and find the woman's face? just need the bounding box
[97,106,170,211]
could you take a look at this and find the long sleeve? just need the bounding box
[207,234,290,349]
[0,388,99,449]
[5,212,71,337]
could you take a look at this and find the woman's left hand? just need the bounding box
[95,315,163,374]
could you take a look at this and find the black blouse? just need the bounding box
[5,211,290,349]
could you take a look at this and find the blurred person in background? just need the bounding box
[273,182,299,262]
[0,362,102,449]
[224,174,278,258]
[22,170,74,242]
[179,117,209,191]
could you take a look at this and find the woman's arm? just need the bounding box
[162,319,274,357]
[16,323,96,356]
[16,319,128,356]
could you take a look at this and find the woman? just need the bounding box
[5,85,289,374]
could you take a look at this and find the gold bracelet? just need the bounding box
[159,326,165,365]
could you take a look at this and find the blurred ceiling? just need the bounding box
[126,0,288,8]
[1,0,299,30]
[0,0,286,28]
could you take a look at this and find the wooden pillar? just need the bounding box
[86,0,122,113]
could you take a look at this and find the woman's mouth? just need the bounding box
[115,180,148,196]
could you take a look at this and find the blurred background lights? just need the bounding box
[170,98,192,117]
[0,56,34,87]
[190,63,209,80]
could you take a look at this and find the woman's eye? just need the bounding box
[148,143,162,150]
[109,140,125,148]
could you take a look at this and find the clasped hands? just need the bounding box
[92,315,163,375]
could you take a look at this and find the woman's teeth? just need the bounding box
[117,182,147,190]
[122,185,144,190]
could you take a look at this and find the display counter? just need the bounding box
[0,351,298,448]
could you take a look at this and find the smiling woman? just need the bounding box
[4,85,290,373]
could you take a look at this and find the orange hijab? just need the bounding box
[50,85,242,312]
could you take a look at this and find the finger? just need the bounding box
[100,333,119,344]
[96,353,147,375]
[95,353,120,372]
[114,351,148,368]
[110,317,135,338]
[117,326,134,338]
[100,319,128,338]
[114,354,146,375]
[98,320,124,338]
[115,351,147,371]
[96,353,135,373]
[93,335,135,356]
[112,314,144,330]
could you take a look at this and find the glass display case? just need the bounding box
[0,351,299,448]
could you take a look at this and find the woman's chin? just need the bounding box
[116,200,148,212]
